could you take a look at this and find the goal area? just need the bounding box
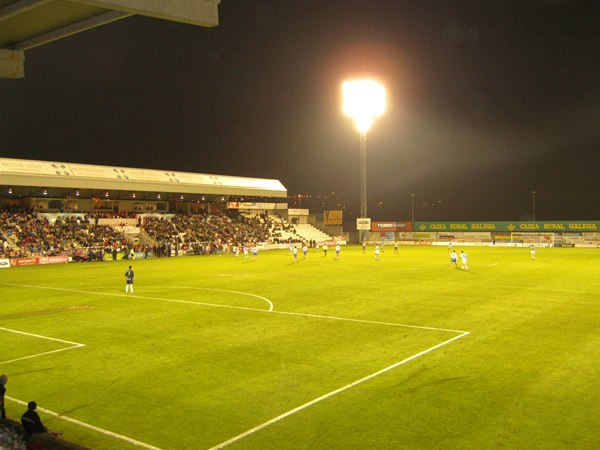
[510,232,555,247]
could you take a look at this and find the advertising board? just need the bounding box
[10,258,38,266]
[414,221,600,232]
[38,256,69,265]
[10,256,69,266]
[228,202,282,210]
[324,210,343,225]
[356,218,371,231]
[371,221,412,232]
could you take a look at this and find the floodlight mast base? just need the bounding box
[359,131,368,245]
[359,131,367,219]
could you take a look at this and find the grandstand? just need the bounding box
[0,157,340,261]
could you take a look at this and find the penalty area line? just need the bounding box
[271,310,469,334]
[6,397,162,450]
[209,330,470,449]
[0,326,85,365]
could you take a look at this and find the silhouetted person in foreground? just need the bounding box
[0,374,7,422]
[21,401,61,438]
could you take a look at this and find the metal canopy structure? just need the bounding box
[0,157,288,202]
[0,0,220,78]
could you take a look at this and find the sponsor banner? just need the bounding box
[0,258,10,269]
[38,256,68,265]
[356,218,371,231]
[288,208,309,216]
[10,258,38,266]
[228,202,281,210]
[10,256,69,266]
[324,210,343,225]
[371,221,411,232]
[415,221,600,232]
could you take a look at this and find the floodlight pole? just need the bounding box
[342,78,386,244]
[411,193,415,228]
[531,190,536,221]
[359,131,368,219]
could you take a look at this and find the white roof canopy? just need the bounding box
[0,157,287,200]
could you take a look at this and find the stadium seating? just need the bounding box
[0,208,333,259]
[294,223,332,243]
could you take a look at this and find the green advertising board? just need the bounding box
[414,221,600,233]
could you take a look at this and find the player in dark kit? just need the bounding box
[125,266,134,293]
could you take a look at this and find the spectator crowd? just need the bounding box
[0,207,305,260]
[0,207,126,260]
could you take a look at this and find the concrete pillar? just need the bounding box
[0,49,25,78]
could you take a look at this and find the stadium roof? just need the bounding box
[0,157,288,201]
[0,0,220,78]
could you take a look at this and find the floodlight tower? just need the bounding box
[342,79,386,238]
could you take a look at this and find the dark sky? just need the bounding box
[1,0,599,222]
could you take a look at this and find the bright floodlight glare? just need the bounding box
[342,79,386,133]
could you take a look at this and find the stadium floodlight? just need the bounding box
[342,79,386,240]
[342,79,386,134]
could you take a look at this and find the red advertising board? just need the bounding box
[10,258,38,266]
[10,256,69,266]
[371,221,412,232]
[39,256,69,265]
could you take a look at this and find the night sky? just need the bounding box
[1,0,599,222]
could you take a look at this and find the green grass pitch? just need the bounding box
[1,245,599,449]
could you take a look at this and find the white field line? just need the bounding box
[0,282,273,312]
[6,396,162,450]
[209,330,470,449]
[272,310,468,334]
[0,326,85,365]
[179,286,273,311]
